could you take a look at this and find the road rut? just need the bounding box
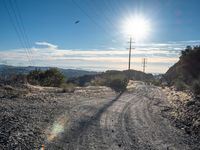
[46,82,197,150]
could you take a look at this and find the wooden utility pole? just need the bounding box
[142,58,147,73]
[127,37,135,80]
[128,37,134,70]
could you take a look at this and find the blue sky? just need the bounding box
[0,0,200,73]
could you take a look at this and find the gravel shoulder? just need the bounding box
[0,84,116,149]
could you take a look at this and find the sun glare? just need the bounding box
[123,15,151,40]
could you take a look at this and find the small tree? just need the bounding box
[175,80,187,91]
[27,68,65,87]
[42,68,65,87]
[27,69,43,85]
[192,80,200,97]
[106,74,128,92]
[108,78,128,92]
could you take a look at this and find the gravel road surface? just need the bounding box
[46,81,198,150]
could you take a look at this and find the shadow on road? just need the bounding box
[46,92,124,149]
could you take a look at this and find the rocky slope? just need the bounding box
[163,45,200,141]
[164,46,200,86]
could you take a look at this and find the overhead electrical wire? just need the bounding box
[88,0,122,37]
[71,0,118,39]
[14,0,33,55]
[87,0,116,30]
[3,0,33,65]
[8,0,33,64]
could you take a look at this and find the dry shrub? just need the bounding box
[61,83,75,93]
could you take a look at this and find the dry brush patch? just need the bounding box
[163,87,200,139]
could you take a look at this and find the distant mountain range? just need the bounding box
[0,65,155,84]
[0,65,98,78]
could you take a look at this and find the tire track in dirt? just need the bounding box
[46,82,197,150]
[124,85,192,150]
[99,93,140,149]
[46,93,122,150]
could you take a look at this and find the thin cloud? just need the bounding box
[35,41,58,50]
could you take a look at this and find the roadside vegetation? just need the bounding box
[60,83,76,93]
[107,77,128,92]
[67,70,154,92]
[1,67,155,94]
[27,68,77,93]
[92,73,128,92]
[192,80,200,98]
[26,68,129,92]
[162,45,200,139]
[68,70,133,92]
[27,68,65,87]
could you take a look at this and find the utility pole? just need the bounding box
[128,37,134,70]
[127,37,135,80]
[142,58,147,73]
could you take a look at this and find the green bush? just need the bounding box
[27,68,65,87]
[151,80,161,86]
[61,83,75,93]
[89,73,128,92]
[192,80,200,96]
[41,68,65,87]
[108,78,127,92]
[174,80,187,91]
[107,75,128,92]
[91,77,107,86]
[27,70,43,85]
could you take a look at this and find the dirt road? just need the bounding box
[46,81,198,150]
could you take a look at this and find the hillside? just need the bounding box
[0,65,97,78]
[163,45,200,139]
[164,46,200,86]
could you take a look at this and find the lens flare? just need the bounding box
[46,115,69,142]
[123,15,151,40]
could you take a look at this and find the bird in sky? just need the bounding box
[75,20,80,24]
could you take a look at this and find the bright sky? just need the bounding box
[0,0,200,73]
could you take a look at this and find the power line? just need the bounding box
[8,0,34,64]
[89,0,120,35]
[72,0,106,31]
[14,0,33,55]
[89,0,125,39]
[71,0,117,39]
[3,0,32,65]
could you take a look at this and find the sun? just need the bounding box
[123,15,151,40]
